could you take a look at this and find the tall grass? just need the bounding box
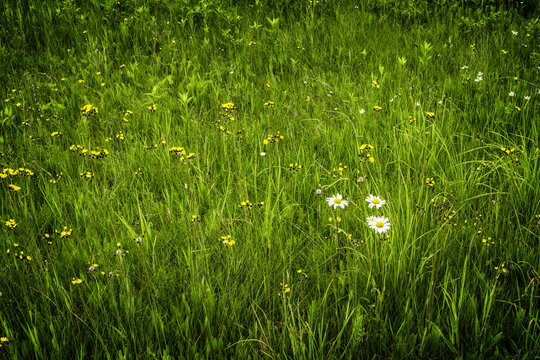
[0,1,539,359]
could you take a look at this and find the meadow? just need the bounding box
[1,0,539,358]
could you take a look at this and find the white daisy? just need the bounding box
[326,193,349,209]
[359,108,366,114]
[368,216,391,234]
[365,194,386,209]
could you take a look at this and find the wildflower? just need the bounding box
[365,195,386,209]
[315,188,322,195]
[51,131,62,137]
[328,163,348,178]
[373,105,382,111]
[501,49,508,54]
[55,227,72,238]
[260,152,266,156]
[239,200,253,210]
[524,96,530,100]
[426,177,435,187]
[288,163,302,173]
[264,100,275,108]
[511,30,518,35]
[8,184,21,192]
[371,80,380,88]
[81,104,98,115]
[0,337,8,347]
[297,269,308,278]
[367,216,391,234]
[5,219,17,230]
[134,236,142,244]
[482,237,495,247]
[358,144,375,163]
[326,194,349,209]
[88,263,98,272]
[263,131,284,145]
[220,235,235,247]
[147,104,157,112]
[115,243,128,257]
[71,278,83,285]
[426,112,435,119]
[509,91,515,97]
[359,109,365,114]
[278,282,291,297]
[80,171,94,180]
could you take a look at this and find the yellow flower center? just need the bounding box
[376,221,384,228]
[333,198,342,204]
[372,199,380,204]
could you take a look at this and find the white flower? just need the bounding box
[315,189,322,195]
[358,176,365,183]
[359,108,366,114]
[259,152,266,156]
[229,71,234,74]
[134,236,142,244]
[461,65,469,70]
[524,96,530,100]
[511,31,518,35]
[389,98,394,103]
[184,183,188,189]
[326,193,349,209]
[416,102,420,107]
[365,194,386,209]
[438,100,443,104]
[367,216,391,233]
[509,91,515,97]
[514,77,518,80]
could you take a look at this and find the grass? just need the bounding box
[1,1,539,359]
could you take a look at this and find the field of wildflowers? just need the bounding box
[1,0,539,358]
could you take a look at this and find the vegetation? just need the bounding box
[1,1,539,358]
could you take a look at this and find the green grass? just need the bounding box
[1,1,539,359]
